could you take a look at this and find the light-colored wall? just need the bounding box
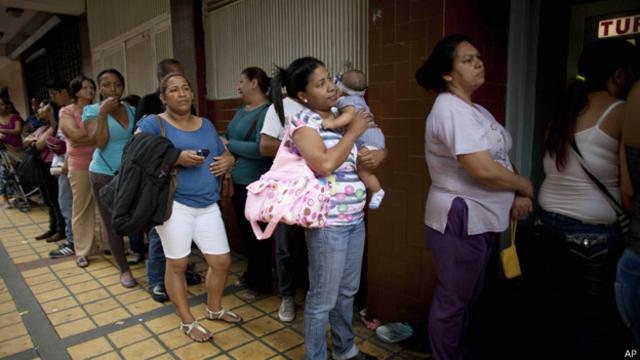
[0,59,27,117]
[86,0,170,47]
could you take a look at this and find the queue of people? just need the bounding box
[0,33,637,359]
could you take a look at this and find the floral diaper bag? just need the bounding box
[245,126,329,239]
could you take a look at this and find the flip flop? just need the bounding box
[375,322,414,343]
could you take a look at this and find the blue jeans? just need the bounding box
[57,174,73,243]
[304,221,365,360]
[146,228,165,288]
[128,231,146,255]
[615,248,640,345]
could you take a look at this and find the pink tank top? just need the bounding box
[60,105,95,171]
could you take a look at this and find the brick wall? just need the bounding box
[366,0,443,323]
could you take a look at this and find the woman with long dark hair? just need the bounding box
[538,38,637,356]
[83,69,137,288]
[415,34,533,359]
[224,67,273,298]
[271,57,378,360]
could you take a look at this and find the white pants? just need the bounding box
[155,201,230,259]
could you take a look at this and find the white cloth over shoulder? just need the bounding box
[261,97,305,140]
[424,92,515,235]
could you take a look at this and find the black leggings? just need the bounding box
[39,170,65,234]
[90,171,130,273]
[232,184,272,293]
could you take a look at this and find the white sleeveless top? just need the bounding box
[539,101,623,224]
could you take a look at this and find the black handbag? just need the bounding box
[17,146,49,187]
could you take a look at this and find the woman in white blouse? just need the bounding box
[415,34,533,360]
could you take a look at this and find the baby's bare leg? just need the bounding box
[358,168,381,192]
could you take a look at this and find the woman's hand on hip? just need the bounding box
[510,196,533,219]
[176,150,205,167]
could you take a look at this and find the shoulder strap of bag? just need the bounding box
[155,115,166,138]
[570,139,626,215]
[243,104,269,141]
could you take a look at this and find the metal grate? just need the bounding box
[204,0,368,99]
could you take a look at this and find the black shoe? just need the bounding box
[348,352,378,360]
[46,233,66,243]
[49,242,74,259]
[150,284,169,303]
[185,270,202,286]
[35,230,56,240]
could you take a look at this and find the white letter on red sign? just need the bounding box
[634,16,640,32]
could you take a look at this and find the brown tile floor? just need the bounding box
[0,204,430,359]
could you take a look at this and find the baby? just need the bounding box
[322,70,385,209]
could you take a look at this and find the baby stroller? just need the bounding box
[0,143,38,212]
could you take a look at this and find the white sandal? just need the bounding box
[206,307,242,323]
[180,320,212,342]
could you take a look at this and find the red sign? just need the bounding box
[598,15,640,38]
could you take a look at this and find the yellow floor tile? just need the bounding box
[145,313,181,334]
[174,341,220,360]
[284,344,306,360]
[187,283,207,296]
[126,298,163,316]
[92,307,130,327]
[158,328,191,350]
[262,328,304,352]
[50,260,77,271]
[61,273,93,286]
[212,355,232,360]
[108,324,151,348]
[358,341,392,359]
[41,296,79,313]
[253,296,282,313]
[85,259,113,271]
[55,318,96,338]
[83,298,120,316]
[56,267,87,279]
[242,315,285,337]
[92,351,123,360]
[221,294,246,309]
[69,280,102,295]
[34,287,70,303]
[8,249,36,258]
[25,272,56,286]
[0,334,33,357]
[107,283,137,296]
[120,338,164,359]
[97,275,120,287]
[47,306,88,326]
[228,341,275,360]
[30,280,63,295]
[92,266,120,279]
[0,300,17,315]
[75,288,110,304]
[229,304,263,322]
[225,274,238,287]
[66,336,113,360]
[212,327,253,351]
[0,321,28,341]
[0,311,22,327]
[0,292,12,303]
[12,254,40,263]
[117,289,148,305]
[151,354,175,360]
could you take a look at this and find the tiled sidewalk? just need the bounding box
[0,205,429,360]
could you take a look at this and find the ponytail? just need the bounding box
[271,67,288,126]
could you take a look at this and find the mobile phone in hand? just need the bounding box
[196,148,210,158]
